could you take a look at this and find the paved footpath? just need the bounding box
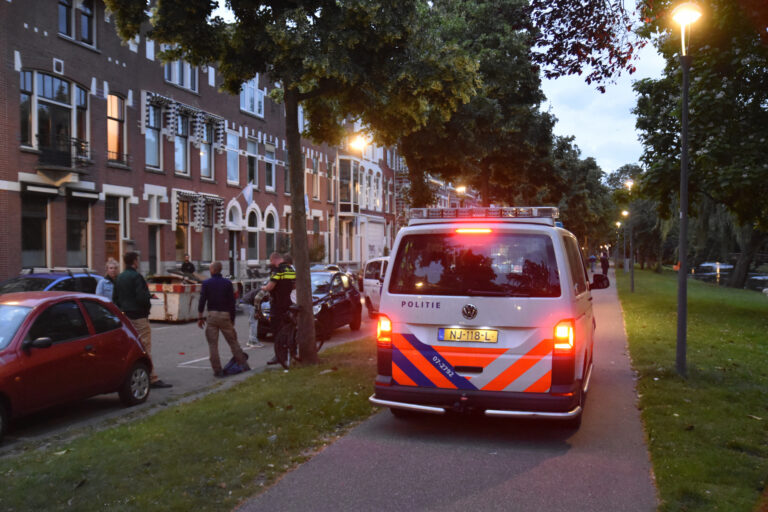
[237,270,658,512]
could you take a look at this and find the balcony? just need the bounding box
[36,138,92,172]
[107,150,131,166]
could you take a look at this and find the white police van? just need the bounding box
[362,257,389,318]
[369,207,609,428]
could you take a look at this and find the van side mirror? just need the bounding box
[22,337,53,351]
[590,274,610,290]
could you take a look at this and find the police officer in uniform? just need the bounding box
[264,252,296,364]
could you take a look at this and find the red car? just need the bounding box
[0,292,153,441]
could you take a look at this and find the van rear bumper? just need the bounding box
[370,384,582,420]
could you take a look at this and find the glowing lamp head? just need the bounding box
[622,210,629,217]
[625,179,634,190]
[350,135,367,152]
[616,221,622,228]
[456,186,466,194]
[672,2,702,26]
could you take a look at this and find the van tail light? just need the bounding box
[552,319,576,388]
[376,315,393,381]
[377,315,392,348]
[554,320,574,352]
[455,228,492,234]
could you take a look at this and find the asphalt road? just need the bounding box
[0,307,375,454]
[237,270,659,512]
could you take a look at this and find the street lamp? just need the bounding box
[673,1,702,377]
[625,180,635,293]
[621,210,629,272]
[350,134,367,153]
[615,221,622,270]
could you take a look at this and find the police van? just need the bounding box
[369,206,609,428]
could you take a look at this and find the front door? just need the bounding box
[148,226,158,275]
[228,231,238,278]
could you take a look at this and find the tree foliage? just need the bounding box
[105,0,478,361]
[633,0,768,286]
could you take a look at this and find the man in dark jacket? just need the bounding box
[198,261,250,377]
[113,251,172,388]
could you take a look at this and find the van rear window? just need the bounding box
[389,233,560,297]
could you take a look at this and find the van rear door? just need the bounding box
[384,227,565,393]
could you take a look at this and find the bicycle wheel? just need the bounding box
[275,325,293,369]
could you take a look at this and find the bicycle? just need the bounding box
[274,304,328,370]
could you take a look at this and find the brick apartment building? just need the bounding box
[0,0,395,280]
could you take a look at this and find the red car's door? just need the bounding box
[79,299,134,391]
[16,300,94,412]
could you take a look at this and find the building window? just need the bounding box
[246,140,258,187]
[58,0,72,37]
[284,164,291,195]
[22,196,48,267]
[327,163,334,203]
[240,75,264,117]
[174,115,189,175]
[265,144,275,191]
[202,204,214,262]
[104,196,121,263]
[265,213,276,256]
[339,159,351,203]
[312,157,319,199]
[78,0,94,45]
[145,105,161,168]
[175,199,189,261]
[107,94,125,163]
[75,86,88,157]
[20,71,33,147]
[200,123,213,179]
[66,200,89,267]
[226,132,239,184]
[247,211,258,260]
[37,73,71,155]
[164,59,198,92]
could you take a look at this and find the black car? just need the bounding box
[256,271,362,341]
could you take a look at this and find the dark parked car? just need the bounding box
[0,292,153,441]
[256,271,363,341]
[0,270,103,295]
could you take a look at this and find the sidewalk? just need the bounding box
[237,267,659,511]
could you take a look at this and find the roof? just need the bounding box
[0,291,105,308]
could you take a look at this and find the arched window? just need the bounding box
[247,210,259,260]
[265,212,276,256]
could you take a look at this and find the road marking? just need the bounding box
[177,346,260,368]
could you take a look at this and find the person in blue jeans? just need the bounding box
[240,287,265,348]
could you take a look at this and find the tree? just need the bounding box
[106,0,477,362]
[633,0,768,287]
[398,0,554,207]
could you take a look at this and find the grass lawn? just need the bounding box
[615,269,768,511]
[0,340,379,511]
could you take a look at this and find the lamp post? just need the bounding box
[615,221,622,270]
[626,180,635,292]
[673,1,702,377]
[621,210,629,272]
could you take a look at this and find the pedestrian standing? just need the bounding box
[95,258,119,300]
[113,251,172,389]
[240,287,266,348]
[181,253,195,275]
[198,261,251,377]
[588,254,597,273]
[264,252,296,365]
[600,251,610,276]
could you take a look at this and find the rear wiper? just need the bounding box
[466,289,529,297]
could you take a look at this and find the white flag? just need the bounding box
[243,182,253,205]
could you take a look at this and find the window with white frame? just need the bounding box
[247,211,259,260]
[327,163,334,202]
[265,212,276,256]
[22,196,48,267]
[29,72,90,159]
[246,140,258,187]
[226,132,239,184]
[375,173,382,210]
[58,0,96,46]
[174,115,189,175]
[107,94,126,164]
[200,123,213,179]
[145,105,161,168]
[311,157,319,199]
[240,75,264,117]
[202,204,214,262]
[297,105,309,133]
[265,144,275,191]
[164,59,198,92]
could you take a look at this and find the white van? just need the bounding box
[361,257,389,318]
[369,207,609,428]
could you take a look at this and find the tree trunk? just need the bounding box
[727,225,766,289]
[284,89,317,363]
